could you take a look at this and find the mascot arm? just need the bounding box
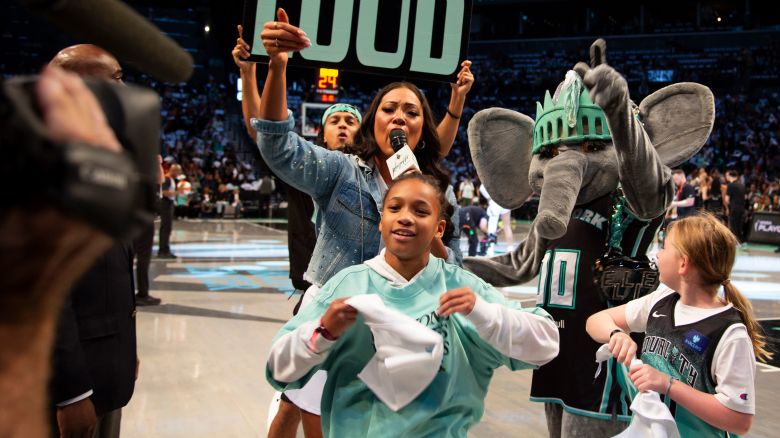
[610,97,673,219]
[463,223,548,287]
[584,64,673,220]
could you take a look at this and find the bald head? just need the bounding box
[50,44,123,83]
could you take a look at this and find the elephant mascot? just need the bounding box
[464,39,715,436]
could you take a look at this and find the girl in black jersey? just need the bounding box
[586,214,771,437]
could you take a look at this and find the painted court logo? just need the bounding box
[683,330,710,354]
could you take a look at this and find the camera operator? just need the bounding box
[0,64,123,438]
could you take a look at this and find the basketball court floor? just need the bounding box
[120,219,780,438]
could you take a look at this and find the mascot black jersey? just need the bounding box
[529,194,663,420]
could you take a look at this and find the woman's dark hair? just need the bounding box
[351,82,451,194]
[384,173,455,244]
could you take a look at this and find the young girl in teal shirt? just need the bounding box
[267,174,559,437]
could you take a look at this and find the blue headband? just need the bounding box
[321,103,362,126]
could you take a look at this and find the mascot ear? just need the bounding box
[467,108,534,209]
[639,83,715,167]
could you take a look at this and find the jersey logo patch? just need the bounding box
[651,311,666,318]
[740,393,749,401]
[683,329,710,354]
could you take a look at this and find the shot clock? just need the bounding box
[316,67,339,103]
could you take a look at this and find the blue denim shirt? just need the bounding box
[253,113,384,287]
[252,112,463,286]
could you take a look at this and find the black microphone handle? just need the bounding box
[20,0,193,82]
[389,129,408,153]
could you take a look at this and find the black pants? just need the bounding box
[134,222,154,297]
[466,231,479,257]
[50,407,122,438]
[259,193,271,217]
[729,210,745,243]
[158,198,174,254]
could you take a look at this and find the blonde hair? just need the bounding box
[668,213,773,362]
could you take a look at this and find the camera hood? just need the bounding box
[0,76,160,239]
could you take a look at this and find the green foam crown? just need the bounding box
[532,79,612,155]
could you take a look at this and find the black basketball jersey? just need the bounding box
[530,194,663,420]
[641,293,743,437]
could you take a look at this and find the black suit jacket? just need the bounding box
[50,243,137,415]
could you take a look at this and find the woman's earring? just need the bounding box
[417,140,426,150]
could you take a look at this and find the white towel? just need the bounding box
[594,346,680,438]
[345,294,444,411]
[614,383,680,438]
[594,343,614,379]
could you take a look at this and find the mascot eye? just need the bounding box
[539,146,560,159]
[581,142,606,153]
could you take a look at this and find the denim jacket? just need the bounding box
[252,112,462,287]
[253,113,384,287]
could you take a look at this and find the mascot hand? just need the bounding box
[573,62,628,115]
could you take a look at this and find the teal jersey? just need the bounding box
[267,256,551,437]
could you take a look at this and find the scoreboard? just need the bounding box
[316,68,339,103]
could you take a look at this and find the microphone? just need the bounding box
[19,0,194,82]
[389,128,407,152]
[386,129,420,180]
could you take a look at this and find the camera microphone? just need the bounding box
[19,0,193,82]
[386,128,420,180]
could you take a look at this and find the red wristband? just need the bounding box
[316,320,339,341]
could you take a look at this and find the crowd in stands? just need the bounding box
[688,91,780,220]
[129,74,280,218]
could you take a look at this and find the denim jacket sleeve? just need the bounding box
[252,111,348,202]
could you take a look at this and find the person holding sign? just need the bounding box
[252,7,470,267]
[232,25,474,155]
[234,17,472,266]
[234,18,471,264]
[266,173,559,438]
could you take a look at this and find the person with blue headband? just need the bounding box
[316,103,362,152]
[320,103,362,126]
